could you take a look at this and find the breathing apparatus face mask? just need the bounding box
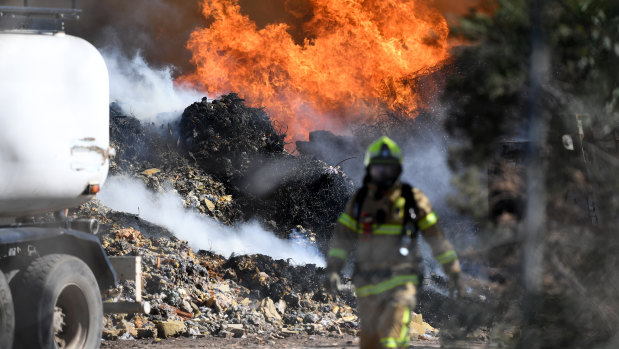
[369,163,400,188]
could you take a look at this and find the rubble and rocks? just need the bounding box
[92,221,441,341]
[91,221,360,340]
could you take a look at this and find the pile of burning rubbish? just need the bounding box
[78,95,442,341]
[108,94,355,241]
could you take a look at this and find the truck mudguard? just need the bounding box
[0,227,117,290]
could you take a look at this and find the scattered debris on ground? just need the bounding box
[95,221,362,340]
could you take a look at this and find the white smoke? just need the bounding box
[98,176,325,266]
[399,127,479,277]
[101,47,203,123]
[401,134,453,207]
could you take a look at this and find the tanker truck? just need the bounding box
[0,3,148,348]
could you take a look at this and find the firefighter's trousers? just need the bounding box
[356,282,416,349]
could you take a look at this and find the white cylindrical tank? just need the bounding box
[0,31,110,217]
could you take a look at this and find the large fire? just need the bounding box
[179,0,450,144]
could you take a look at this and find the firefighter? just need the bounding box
[325,136,461,349]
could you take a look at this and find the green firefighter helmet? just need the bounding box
[363,136,403,167]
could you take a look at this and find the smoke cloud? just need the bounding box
[399,128,475,276]
[101,47,203,123]
[401,136,452,209]
[98,176,326,266]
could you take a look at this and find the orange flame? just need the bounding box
[179,0,450,144]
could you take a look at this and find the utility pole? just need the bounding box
[521,0,548,348]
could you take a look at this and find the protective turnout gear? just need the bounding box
[364,136,403,166]
[326,136,461,349]
[357,283,415,349]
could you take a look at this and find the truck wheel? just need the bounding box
[12,254,102,349]
[0,271,14,349]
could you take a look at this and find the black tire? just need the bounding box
[0,271,14,349]
[12,254,102,349]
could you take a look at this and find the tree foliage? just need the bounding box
[445,0,619,167]
[442,1,619,347]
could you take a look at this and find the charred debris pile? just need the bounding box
[108,94,354,240]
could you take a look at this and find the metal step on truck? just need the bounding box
[0,2,149,348]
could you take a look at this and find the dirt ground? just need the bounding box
[100,334,485,348]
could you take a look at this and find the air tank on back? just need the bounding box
[0,31,111,217]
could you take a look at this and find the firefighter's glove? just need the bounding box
[447,273,462,299]
[325,272,342,293]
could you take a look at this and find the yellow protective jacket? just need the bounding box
[326,181,461,297]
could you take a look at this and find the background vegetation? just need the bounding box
[442,0,619,347]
